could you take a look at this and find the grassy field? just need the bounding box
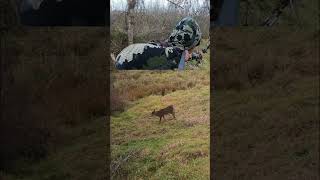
[213,76,319,179]
[1,117,107,180]
[2,26,318,180]
[212,27,319,179]
[110,50,210,179]
[111,86,210,179]
[1,28,107,180]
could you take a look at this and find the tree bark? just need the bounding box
[244,0,249,26]
[126,0,136,45]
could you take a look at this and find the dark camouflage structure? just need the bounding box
[115,17,202,70]
[168,17,202,50]
[115,43,184,70]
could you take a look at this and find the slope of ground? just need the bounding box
[212,27,319,179]
[111,85,210,179]
[1,28,107,180]
[111,49,210,112]
[213,76,319,179]
[110,49,210,179]
[1,117,107,180]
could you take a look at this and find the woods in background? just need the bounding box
[111,0,210,55]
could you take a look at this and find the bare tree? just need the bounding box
[111,0,209,45]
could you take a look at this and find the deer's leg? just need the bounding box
[159,117,162,124]
[163,115,166,121]
[172,112,176,119]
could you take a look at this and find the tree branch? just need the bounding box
[166,0,184,9]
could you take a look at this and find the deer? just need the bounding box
[151,105,176,123]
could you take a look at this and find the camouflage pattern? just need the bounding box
[167,17,202,50]
[115,17,201,70]
[115,43,184,70]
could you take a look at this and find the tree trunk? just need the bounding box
[10,0,20,25]
[126,0,136,45]
[0,33,3,140]
[0,0,20,26]
[214,0,239,26]
[244,0,249,26]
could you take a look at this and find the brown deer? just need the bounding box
[151,105,176,123]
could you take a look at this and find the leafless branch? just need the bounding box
[111,149,141,177]
[166,0,184,9]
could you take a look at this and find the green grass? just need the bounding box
[1,28,108,180]
[211,27,319,179]
[111,85,210,179]
[1,117,107,180]
[0,49,210,180]
[110,47,210,179]
[213,76,319,179]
